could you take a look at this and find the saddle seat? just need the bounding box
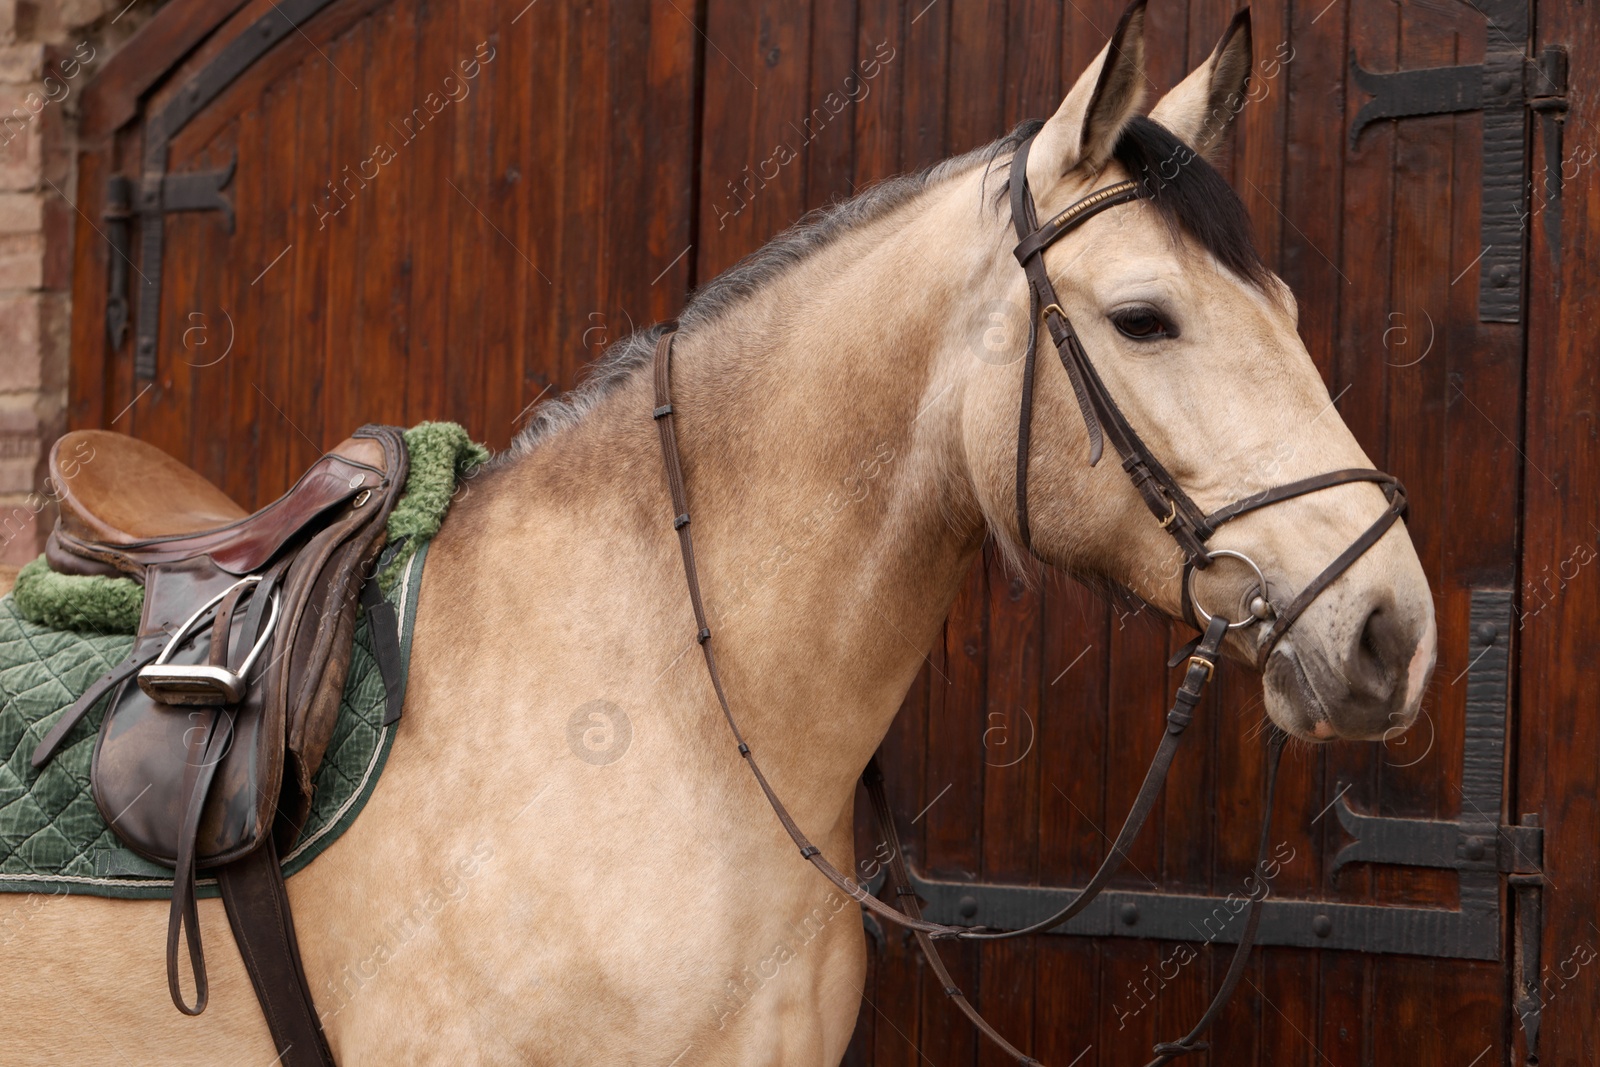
[52,429,247,542]
[47,429,396,580]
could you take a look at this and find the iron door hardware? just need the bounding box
[103,176,130,351]
[894,589,1539,963]
[1347,0,1566,323]
[104,0,342,380]
[106,157,236,376]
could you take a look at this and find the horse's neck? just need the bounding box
[468,180,995,828]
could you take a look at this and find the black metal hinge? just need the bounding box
[103,0,342,381]
[899,589,1540,964]
[1348,0,1566,323]
[105,155,236,377]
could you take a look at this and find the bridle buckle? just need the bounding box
[1186,652,1216,682]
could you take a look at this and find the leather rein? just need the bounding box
[650,132,1409,1066]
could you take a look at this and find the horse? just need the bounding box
[4,7,1436,1064]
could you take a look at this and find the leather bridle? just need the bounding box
[1005,134,1408,670]
[650,131,1411,1066]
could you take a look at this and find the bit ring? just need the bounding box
[1186,549,1272,631]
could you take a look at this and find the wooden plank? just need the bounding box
[803,0,861,207]
[1096,607,1168,1064]
[400,0,459,431]
[65,136,113,430]
[552,0,613,408]
[922,561,985,1064]
[186,119,249,499]
[1519,0,1600,1060]
[1036,575,1110,1063]
[350,2,416,435]
[433,0,485,434]
[1002,0,1059,129]
[851,0,897,184]
[1325,2,1400,1055]
[508,0,568,436]
[1265,0,1359,1054]
[868,654,933,1067]
[475,8,526,447]
[947,0,1005,156]
[318,19,370,447]
[696,0,811,280]
[250,65,302,503]
[895,0,944,179]
[640,0,700,316]
[282,43,334,477]
[1368,0,1513,1062]
[978,550,1042,1064]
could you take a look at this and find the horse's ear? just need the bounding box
[1148,8,1253,160]
[1027,0,1148,185]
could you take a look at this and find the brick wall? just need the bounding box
[0,0,168,564]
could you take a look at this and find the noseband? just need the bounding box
[650,132,1411,1067]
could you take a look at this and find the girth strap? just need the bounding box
[216,837,338,1067]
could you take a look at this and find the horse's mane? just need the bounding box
[502,117,1264,461]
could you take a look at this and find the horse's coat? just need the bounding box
[2,12,1435,1064]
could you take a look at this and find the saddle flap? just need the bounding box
[87,426,409,867]
[90,556,285,866]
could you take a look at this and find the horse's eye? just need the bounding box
[1111,307,1175,341]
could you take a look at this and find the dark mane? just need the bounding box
[502,116,1266,459]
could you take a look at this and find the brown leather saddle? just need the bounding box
[33,425,410,1067]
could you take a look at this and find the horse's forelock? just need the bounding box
[1111,116,1272,290]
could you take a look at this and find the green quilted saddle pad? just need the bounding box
[0,544,427,900]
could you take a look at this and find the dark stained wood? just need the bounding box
[1521,0,1600,1062]
[65,0,1584,1061]
[251,69,301,503]
[77,0,254,141]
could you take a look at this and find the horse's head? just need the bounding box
[955,3,1435,742]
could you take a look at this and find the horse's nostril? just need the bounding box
[1354,601,1405,694]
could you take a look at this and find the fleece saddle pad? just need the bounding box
[0,545,427,900]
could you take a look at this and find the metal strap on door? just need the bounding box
[894,590,1541,1024]
[102,0,342,378]
[1347,0,1567,322]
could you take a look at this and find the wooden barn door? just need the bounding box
[65,0,1590,1064]
[68,0,701,499]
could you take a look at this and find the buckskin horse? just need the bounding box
[6,5,1435,1064]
